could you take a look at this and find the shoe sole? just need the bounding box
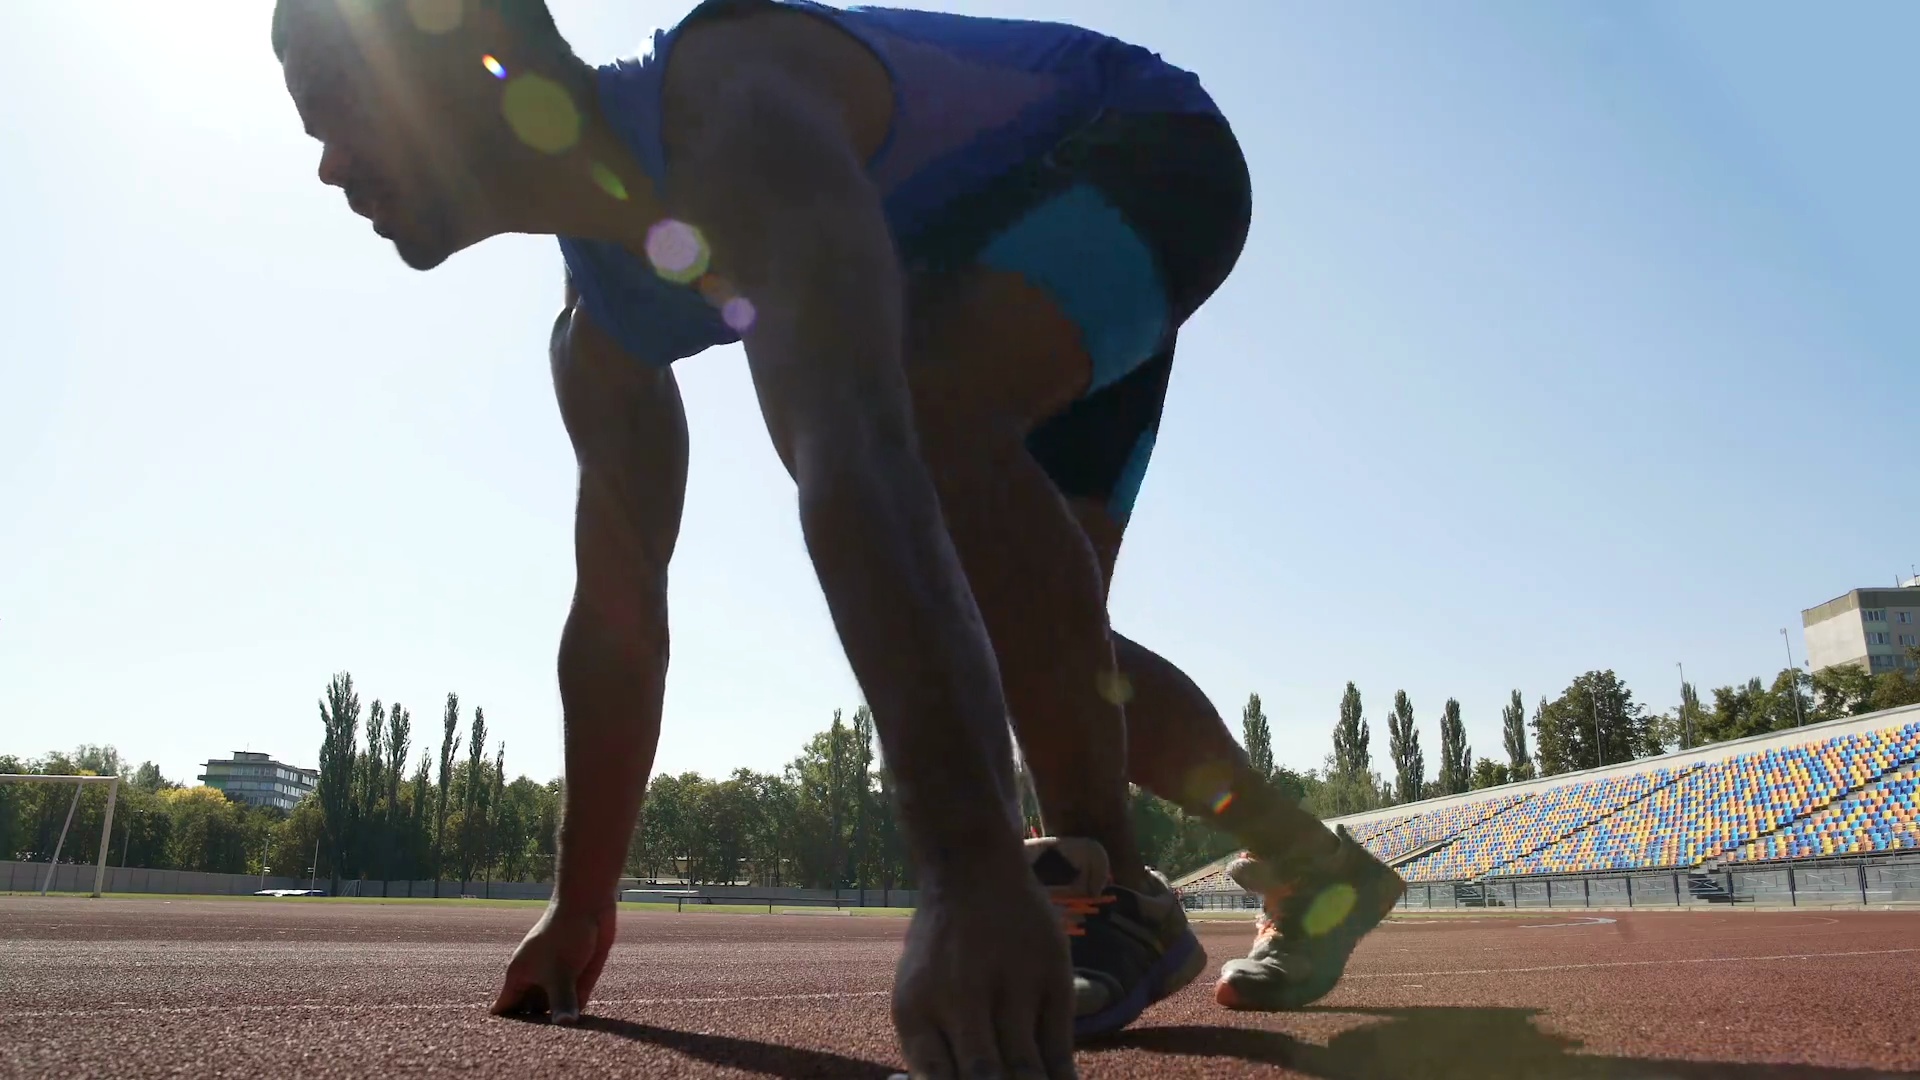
[1074,927,1206,1039]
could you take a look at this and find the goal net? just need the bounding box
[0,774,120,897]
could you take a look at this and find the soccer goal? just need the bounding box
[0,774,121,897]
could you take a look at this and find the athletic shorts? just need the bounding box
[898,111,1252,527]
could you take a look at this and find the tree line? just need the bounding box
[11,653,1915,887]
[3,671,1243,886]
[1236,649,1920,818]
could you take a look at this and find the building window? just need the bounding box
[1899,611,1914,624]
[1865,609,1887,622]
[1901,634,1919,647]
[1868,632,1892,646]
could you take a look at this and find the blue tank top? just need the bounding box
[557,1,1220,366]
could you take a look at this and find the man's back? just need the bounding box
[560,0,1220,368]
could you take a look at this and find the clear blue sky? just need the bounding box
[2,1,1914,790]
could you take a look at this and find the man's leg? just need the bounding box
[1072,498,1407,1012]
[1072,503,1338,861]
[903,266,1201,1039]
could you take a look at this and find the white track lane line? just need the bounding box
[1345,945,1920,980]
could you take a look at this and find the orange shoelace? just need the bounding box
[1051,893,1115,936]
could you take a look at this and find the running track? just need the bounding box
[4,898,1918,1078]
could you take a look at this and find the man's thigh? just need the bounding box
[903,111,1249,536]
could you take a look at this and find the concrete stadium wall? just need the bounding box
[1,860,312,896]
[1,861,919,907]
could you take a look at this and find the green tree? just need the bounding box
[1332,683,1370,782]
[1812,665,1875,721]
[1437,698,1471,795]
[131,762,174,794]
[1387,691,1424,804]
[432,692,462,894]
[1534,671,1655,774]
[1241,693,1273,780]
[161,786,249,874]
[1501,691,1533,781]
[455,707,489,883]
[316,671,361,893]
[383,703,412,881]
[408,751,432,880]
[1470,758,1510,789]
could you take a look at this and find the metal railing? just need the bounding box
[1180,853,1920,912]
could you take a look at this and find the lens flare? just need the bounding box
[696,272,733,307]
[408,0,464,34]
[721,296,757,334]
[1096,670,1134,706]
[590,161,628,201]
[1302,883,1357,937]
[502,74,581,154]
[645,219,710,284]
[481,55,507,79]
[1210,790,1236,815]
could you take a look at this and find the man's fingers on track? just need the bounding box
[488,973,526,1016]
[548,966,582,1025]
[992,990,1054,1080]
[895,1025,959,1080]
[1034,979,1078,1078]
[578,951,609,1008]
[947,1013,1010,1079]
[489,966,539,1016]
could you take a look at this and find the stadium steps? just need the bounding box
[1388,835,1460,869]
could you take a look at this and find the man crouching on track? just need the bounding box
[270,0,1405,1073]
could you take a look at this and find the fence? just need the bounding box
[0,860,919,908]
[1180,854,1920,913]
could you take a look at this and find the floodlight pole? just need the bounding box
[1781,629,1805,727]
[1677,662,1690,750]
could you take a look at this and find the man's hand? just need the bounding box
[892,863,1079,1080]
[490,901,617,1025]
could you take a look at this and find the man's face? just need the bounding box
[280,1,499,270]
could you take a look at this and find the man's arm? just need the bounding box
[492,291,689,1024]
[547,297,690,917]
[660,17,1076,1077]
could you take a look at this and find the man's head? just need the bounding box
[273,0,581,269]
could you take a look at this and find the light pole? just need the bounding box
[259,835,273,891]
[1781,629,1805,727]
[1591,685,1604,769]
[1677,662,1690,750]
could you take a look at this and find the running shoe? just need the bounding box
[1025,836,1206,1037]
[1213,824,1405,1010]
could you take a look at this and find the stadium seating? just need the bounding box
[1399,766,1691,883]
[1171,711,1920,899]
[1506,723,1920,875]
[1361,791,1529,864]
[1728,761,1920,863]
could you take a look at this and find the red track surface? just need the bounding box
[4,898,1919,1078]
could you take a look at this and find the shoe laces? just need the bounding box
[1051,892,1115,937]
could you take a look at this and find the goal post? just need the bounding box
[0,774,120,898]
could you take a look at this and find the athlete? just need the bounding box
[271,0,1404,1075]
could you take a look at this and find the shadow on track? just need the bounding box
[1098,1007,1920,1079]
[571,1016,897,1078]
